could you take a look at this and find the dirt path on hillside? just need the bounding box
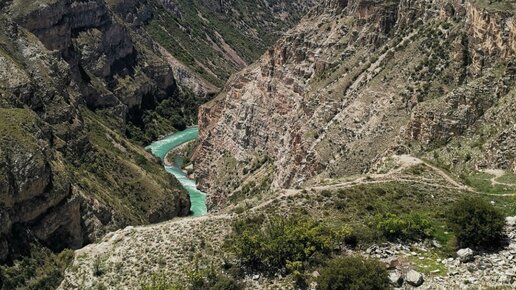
[482,169,516,188]
[250,155,516,212]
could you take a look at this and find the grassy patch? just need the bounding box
[497,172,516,185]
[407,249,448,276]
[0,108,40,150]
[473,0,514,11]
[462,171,516,194]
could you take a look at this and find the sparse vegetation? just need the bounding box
[146,0,307,86]
[473,0,513,11]
[74,108,189,225]
[140,266,243,290]
[462,172,516,195]
[141,275,179,290]
[186,264,243,290]
[0,246,73,290]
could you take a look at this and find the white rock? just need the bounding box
[406,270,424,287]
[457,248,474,263]
[507,216,516,227]
[432,240,442,248]
[389,271,404,287]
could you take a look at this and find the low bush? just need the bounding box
[446,197,505,249]
[373,213,433,241]
[186,264,243,290]
[141,267,242,290]
[316,256,390,290]
[140,275,178,290]
[0,246,73,290]
[228,215,350,274]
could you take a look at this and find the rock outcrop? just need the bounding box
[194,0,516,207]
[0,0,193,263]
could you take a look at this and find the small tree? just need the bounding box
[446,197,505,249]
[316,256,390,290]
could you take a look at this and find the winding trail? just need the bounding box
[250,154,516,212]
[482,169,516,189]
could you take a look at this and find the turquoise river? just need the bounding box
[146,127,207,216]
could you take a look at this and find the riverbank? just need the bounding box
[163,139,195,167]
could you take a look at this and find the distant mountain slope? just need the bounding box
[144,0,315,87]
[194,0,516,207]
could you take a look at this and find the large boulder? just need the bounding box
[406,270,424,287]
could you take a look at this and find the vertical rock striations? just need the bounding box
[194,0,516,207]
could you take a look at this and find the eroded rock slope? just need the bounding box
[194,0,516,207]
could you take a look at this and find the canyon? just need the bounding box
[0,0,310,265]
[1,0,516,289]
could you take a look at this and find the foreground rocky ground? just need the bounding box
[58,207,516,289]
[364,217,516,289]
[59,155,516,289]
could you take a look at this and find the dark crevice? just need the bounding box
[110,49,138,78]
[78,64,91,84]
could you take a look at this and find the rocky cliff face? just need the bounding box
[10,0,177,121]
[0,0,314,264]
[0,0,193,263]
[194,0,516,207]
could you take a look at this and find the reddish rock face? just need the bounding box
[194,0,516,207]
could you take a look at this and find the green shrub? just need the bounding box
[446,197,505,249]
[228,215,350,274]
[93,257,106,277]
[186,264,243,290]
[141,267,242,290]
[0,246,73,290]
[210,276,242,290]
[316,256,390,290]
[140,275,180,290]
[373,213,433,241]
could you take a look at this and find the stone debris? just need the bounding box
[389,271,404,287]
[362,219,516,289]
